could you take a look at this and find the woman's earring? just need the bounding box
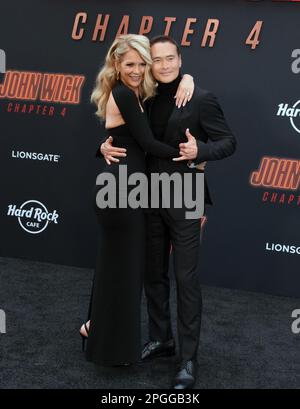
[116,71,120,80]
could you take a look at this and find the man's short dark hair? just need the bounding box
[150,35,181,56]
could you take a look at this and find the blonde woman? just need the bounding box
[80,34,191,367]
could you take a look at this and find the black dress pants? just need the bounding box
[144,209,202,362]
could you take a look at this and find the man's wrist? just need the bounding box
[194,140,210,163]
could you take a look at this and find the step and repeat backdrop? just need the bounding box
[0,0,299,297]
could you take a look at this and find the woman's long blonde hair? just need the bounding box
[90,34,156,120]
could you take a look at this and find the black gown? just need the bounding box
[85,81,179,366]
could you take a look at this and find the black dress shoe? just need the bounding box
[141,339,176,361]
[173,360,197,389]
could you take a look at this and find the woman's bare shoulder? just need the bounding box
[106,90,119,114]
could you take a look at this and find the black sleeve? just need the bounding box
[111,83,179,158]
[195,92,237,163]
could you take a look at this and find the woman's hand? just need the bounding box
[100,136,127,165]
[175,74,195,108]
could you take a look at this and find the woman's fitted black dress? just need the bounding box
[85,81,179,366]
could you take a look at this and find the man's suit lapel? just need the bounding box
[163,105,185,143]
[145,97,155,118]
[146,95,190,143]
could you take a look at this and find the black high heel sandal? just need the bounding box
[80,323,89,352]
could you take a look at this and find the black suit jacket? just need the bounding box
[96,86,236,219]
[145,86,236,218]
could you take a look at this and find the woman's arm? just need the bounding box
[175,74,195,108]
[112,83,179,158]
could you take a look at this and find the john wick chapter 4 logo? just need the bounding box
[250,156,300,207]
[95,165,205,219]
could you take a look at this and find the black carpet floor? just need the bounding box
[0,256,299,389]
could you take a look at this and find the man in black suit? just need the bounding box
[99,36,236,389]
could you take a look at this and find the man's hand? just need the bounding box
[175,74,194,108]
[173,128,198,162]
[100,136,127,165]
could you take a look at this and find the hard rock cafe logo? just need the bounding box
[276,101,300,134]
[0,70,85,117]
[250,156,300,207]
[7,200,59,234]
